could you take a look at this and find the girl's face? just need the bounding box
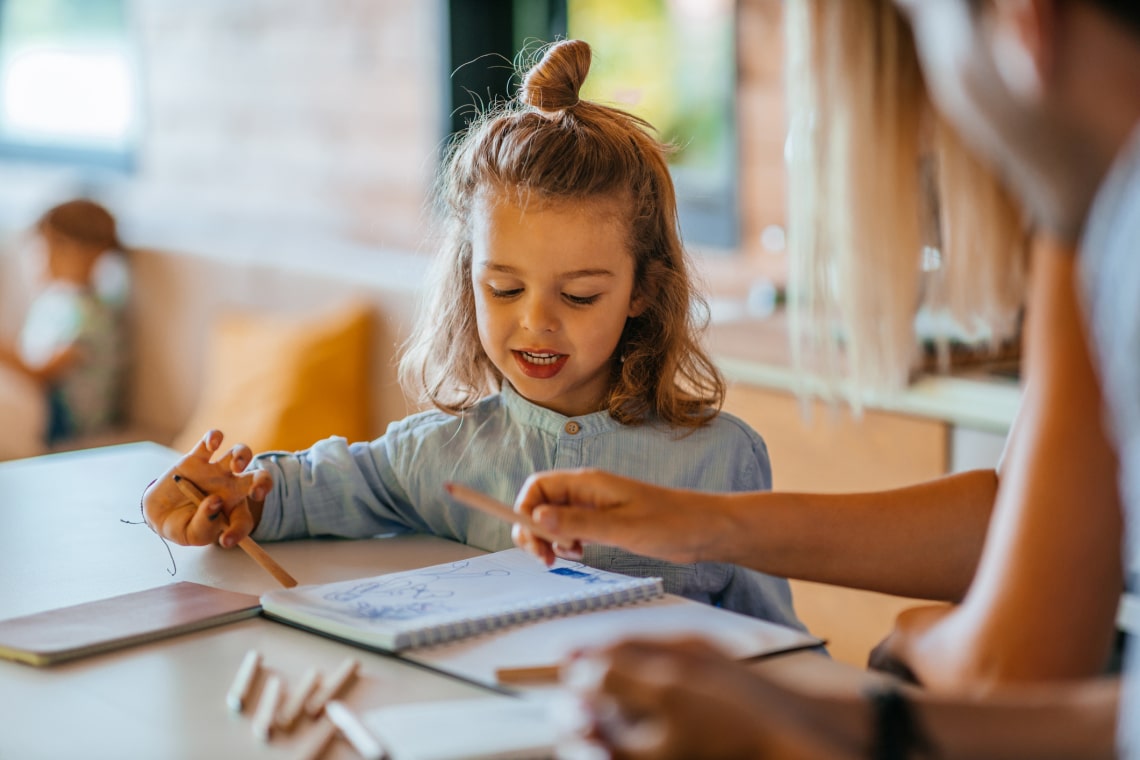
[471,193,643,417]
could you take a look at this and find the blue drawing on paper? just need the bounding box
[322,559,510,622]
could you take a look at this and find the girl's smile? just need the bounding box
[513,349,569,378]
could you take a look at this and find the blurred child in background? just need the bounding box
[0,199,128,455]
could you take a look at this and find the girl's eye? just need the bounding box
[488,286,523,299]
[564,293,600,306]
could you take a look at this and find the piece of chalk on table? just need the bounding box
[252,674,283,742]
[277,666,322,731]
[305,657,360,718]
[326,701,385,760]
[226,649,261,713]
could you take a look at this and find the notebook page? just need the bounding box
[402,592,823,689]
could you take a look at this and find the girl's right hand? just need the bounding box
[142,429,273,547]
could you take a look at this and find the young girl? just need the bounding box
[143,39,804,631]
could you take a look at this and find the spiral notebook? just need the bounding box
[259,549,664,652]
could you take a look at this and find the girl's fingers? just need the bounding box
[188,429,224,461]
[247,470,273,502]
[213,444,235,470]
[184,494,227,545]
[218,499,256,548]
[226,443,254,473]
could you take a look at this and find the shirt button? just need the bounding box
[564,421,581,435]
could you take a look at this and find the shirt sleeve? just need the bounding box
[700,413,811,633]
[249,425,431,541]
[714,412,772,493]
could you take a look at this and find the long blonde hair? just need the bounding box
[400,39,724,427]
[785,0,1027,401]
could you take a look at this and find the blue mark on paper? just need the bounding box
[549,567,590,579]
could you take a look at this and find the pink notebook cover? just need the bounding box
[0,581,261,666]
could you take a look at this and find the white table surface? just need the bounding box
[0,442,883,760]
[0,442,496,760]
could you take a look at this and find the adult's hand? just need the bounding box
[511,468,732,567]
[561,637,854,760]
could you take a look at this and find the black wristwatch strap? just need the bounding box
[868,685,935,760]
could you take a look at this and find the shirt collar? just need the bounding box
[499,382,625,437]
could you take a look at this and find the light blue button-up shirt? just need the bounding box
[1079,124,1140,758]
[251,384,805,631]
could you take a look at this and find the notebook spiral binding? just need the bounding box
[405,576,663,650]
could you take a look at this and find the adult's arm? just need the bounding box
[877,240,1124,689]
[565,637,1119,760]
[516,457,1000,602]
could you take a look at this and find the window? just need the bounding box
[445,0,739,249]
[0,0,139,170]
[568,0,739,248]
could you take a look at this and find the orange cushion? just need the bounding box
[173,303,373,454]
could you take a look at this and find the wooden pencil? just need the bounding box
[443,482,561,543]
[172,473,299,588]
[495,663,561,684]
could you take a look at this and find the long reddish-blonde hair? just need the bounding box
[785,0,1027,401]
[400,39,724,427]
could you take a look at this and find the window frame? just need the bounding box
[0,0,141,173]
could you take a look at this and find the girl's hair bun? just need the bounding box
[521,39,591,113]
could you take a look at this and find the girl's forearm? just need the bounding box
[711,469,996,601]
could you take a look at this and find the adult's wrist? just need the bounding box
[867,685,935,760]
[711,492,760,566]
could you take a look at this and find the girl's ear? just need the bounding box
[628,257,660,318]
[627,291,649,318]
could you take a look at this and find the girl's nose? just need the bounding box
[521,296,558,332]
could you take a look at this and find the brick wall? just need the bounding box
[122,0,443,251]
[0,1,787,273]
